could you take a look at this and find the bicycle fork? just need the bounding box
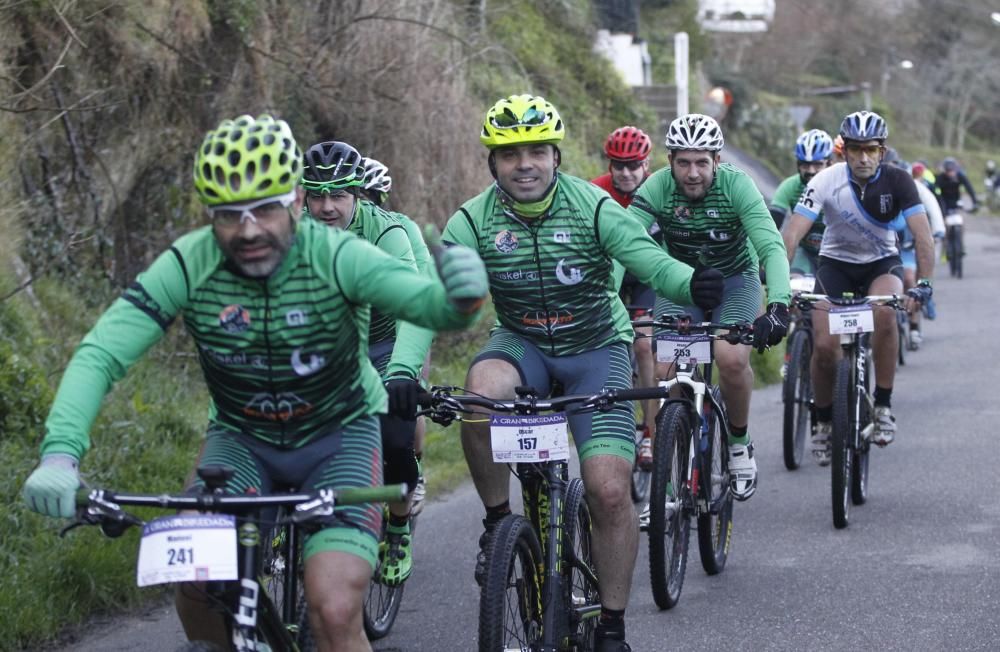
[521,464,568,651]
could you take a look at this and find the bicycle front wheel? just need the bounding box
[564,478,599,651]
[364,567,405,640]
[631,424,652,504]
[896,310,907,367]
[479,515,543,652]
[648,402,691,610]
[782,328,812,470]
[697,386,733,575]
[851,351,873,506]
[831,357,854,529]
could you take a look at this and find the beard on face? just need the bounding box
[215,216,295,278]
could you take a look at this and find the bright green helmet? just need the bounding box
[480,94,565,149]
[193,114,303,206]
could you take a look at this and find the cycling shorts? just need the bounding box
[621,281,656,318]
[790,247,819,276]
[815,255,903,299]
[652,266,762,326]
[190,417,383,568]
[472,328,635,463]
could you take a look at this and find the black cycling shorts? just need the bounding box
[815,255,903,299]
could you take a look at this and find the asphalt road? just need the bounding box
[53,215,1000,651]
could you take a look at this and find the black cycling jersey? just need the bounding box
[935,170,977,211]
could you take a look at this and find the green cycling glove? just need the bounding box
[22,454,80,518]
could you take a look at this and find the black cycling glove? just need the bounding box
[752,303,790,353]
[906,280,933,304]
[689,260,724,312]
[384,376,420,420]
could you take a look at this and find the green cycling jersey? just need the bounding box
[629,162,791,306]
[41,217,475,459]
[771,174,825,255]
[442,172,695,357]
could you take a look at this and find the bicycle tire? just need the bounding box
[697,385,733,575]
[478,515,543,652]
[363,515,406,640]
[563,477,599,652]
[851,350,872,506]
[896,311,907,367]
[831,357,854,529]
[954,225,963,279]
[648,402,691,610]
[782,328,812,470]
[948,226,962,278]
[260,524,314,651]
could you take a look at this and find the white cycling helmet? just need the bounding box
[361,157,392,194]
[839,110,888,142]
[795,129,834,162]
[666,113,724,152]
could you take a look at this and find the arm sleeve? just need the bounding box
[599,200,694,305]
[41,249,189,459]
[960,173,978,204]
[386,218,437,380]
[733,174,791,305]
[337,236,479,333]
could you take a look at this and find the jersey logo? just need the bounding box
[243,392,313,422]
[880,194,893,214]
[495,230,519,253]
[555,259,585,285]
[553,230,571,243]
[219,305,251,333]
[706,209,720,218]
[291,348,327,376]
[708,229,732,241]
[674,206,692,222]
[522,310,575,332]
[286,309,307,327]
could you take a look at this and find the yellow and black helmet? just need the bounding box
[480,94,565,149]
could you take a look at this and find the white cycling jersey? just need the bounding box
[795,162,925,265]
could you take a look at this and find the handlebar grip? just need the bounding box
[611,386,669,402]
[336,484,408,505]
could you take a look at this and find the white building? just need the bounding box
[697,0,776,33]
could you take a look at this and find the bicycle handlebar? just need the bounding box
[794,293,905,310]
[630,316,755,346]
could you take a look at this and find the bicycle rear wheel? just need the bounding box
[631,424,652,504]
[564,477,599,651]
[947,226,963,278]
[648,402,691,610]
[831,357,854,529]
[782,328,812,470]
[479,515,543,652]
[851,351,872,506]
[896,310,907,367]
[697,386,733,575]
[260,524,314,650]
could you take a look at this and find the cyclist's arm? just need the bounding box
[601,199,694,305]
[337,235,480,332]
[782,213,814,264]
[768,176,800,230]
[41,247,189,460]
[735,174,791,305]
[386,216,436,380]
[915,182,945,237]
[959,172,979,205]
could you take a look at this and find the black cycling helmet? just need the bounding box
[301,141,365,192]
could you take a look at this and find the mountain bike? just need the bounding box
[64,465,405,651]
[794,293,905,529]
[363,505,409,640]
[417,384,666,652]
[944,208,964,279]
[631,315,754,610]
[783,276,817,470]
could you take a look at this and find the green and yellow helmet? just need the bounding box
[480,94,565,149]
[193,114,303,206]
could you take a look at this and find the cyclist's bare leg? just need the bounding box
[175,582,227,647]
[414,416,426,459]
[869,273,903,388]
[461,358,521,507]
[581,454,637,610]
[714,340,753,429]
[305,550,373,652]
[633,326,657,435]
[810,303,840,407]
[902,267,920,331]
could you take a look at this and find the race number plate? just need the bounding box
[790,275,816,293]
[490,413,570,463]
[656,333,712,364]
[136,514,238,587]
[829,305,874,334]
[944,213,964,226]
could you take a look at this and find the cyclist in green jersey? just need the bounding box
[770,129,834,276]
[629,113,792,506]
[443,94,725,652]
[21,114,488,652]
[301,140,431,587]
[358,156,433,518]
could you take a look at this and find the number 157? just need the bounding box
[518,437,537,450]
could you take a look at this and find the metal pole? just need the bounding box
[675,32,689,116]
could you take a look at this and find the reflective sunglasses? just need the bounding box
[207,189,297,227]
[490,106,549,129]
[844,143,883,158]
[610,159,644,171]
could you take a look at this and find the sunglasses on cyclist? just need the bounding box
[207,189,297,227]
[844,143,883,157]
[490,106,549,129]
[610,160,644,171]
[305,187,353,201]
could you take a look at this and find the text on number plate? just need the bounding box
[656,333,712,364]
[490,413,570,463]
[829,305,874,334]
[136,514,238,587]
